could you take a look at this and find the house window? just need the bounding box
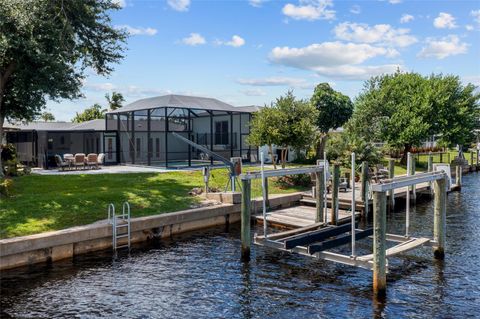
[215,121,228,145]
[136,138,141,158]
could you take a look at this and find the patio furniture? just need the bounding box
[74,153,86,170]
[97,153,105,166]
[55,155,70,171]
[87,153,98,169]
[339,177,348,192]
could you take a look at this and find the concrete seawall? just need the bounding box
[0,192,302,271]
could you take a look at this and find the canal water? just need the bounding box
[1,173,479,318]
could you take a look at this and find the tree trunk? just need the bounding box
[268,144,276,169]
[316,133,328,159]
[1,62,16,179]
[400,144,411,165]
[281,148,286,169]
[0,115,4,179]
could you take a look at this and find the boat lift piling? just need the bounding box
[241,153,448,296]
[388,159,395,211]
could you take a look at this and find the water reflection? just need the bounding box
[1,173,479,318]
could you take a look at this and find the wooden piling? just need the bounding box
[264,177,269,208]
[315,171,324,223]
[408,153,416,202]
[455,165,462,190]
[433,177,446,260]
[241,179,251,261]
[388,159,395,211]
[470,151,474,171]
[360,161,369,218]
[427,152,433,172]
[373,191,387,296]
[331,164,340,225]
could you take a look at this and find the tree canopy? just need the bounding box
[39,112,55,122]
[72,104,105,123]
[0,0,127,175]
[310,83,353,158]
[106,91,125,111]
[248,91,317,168]
[347,71,480,162]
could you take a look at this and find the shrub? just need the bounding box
[0,178,14,197]
[275,174,312,189]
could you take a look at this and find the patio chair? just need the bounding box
[87,153,98,169]
[97,153,105,166]
[63,153,74,161]
[339,177,348,192]
[74,153,86,170]
[55,155,70,171]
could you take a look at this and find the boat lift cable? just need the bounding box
[171,132,238,189]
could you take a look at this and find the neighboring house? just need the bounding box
[4,119,105,168]
[104,94,258,168]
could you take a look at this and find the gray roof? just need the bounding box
[3,119,105,132]
[108,94,257,114]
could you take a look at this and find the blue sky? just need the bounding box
[48,0,480,121]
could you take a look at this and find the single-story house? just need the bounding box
[4,119,105,168]
[3,95,263,168]
[104,94,259,168]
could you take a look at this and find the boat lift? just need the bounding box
[240,153,448,296]
[171,132,240,191]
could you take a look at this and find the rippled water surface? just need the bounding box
[1,173,479,318]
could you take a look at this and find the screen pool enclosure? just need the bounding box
[104,95,257,168]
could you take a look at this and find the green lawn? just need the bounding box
[0,166,307,239]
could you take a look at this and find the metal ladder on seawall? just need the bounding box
[108,202,131,251]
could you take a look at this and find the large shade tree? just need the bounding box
[347,71,479,163]
[246,105,283,169]
[310,83,353,159]
[0,0,127,175]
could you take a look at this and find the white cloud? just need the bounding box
[333,22,417,47]
[269,42,401,80]
[113,0,126,8]
[389,0,402,4]
[400,14,414,24]
[418,35,468,59]
[471,10,480,25]
[167,0,190,12]
[237,77,311,88]
[215,35,246,47]
[116,25,157,36]
[241,88,267,96]
[433,12,457,29]
[466,25,474,31]
[463,75,480,87]
[249,0,267,7]
[84,82,116,91]
[350,5,361,14]
[282,0,335,21]
[182,33,206,46]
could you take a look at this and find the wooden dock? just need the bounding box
[255,205,359,228]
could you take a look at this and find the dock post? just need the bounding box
[428,153,434,196]
[477,150,479,170]
[373,191,387,297]
[388,159,395,211]
[331,164,340,225]
[241,179,251,261]
[455,165,462,190]
[433,176,446,259]
[408,152,416,202]
[360,161,369,218]
[470,151,474,171]
[315,170,324,223]
[428,152,433,172]
[264,177,269,208]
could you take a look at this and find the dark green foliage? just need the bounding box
[106,91,125,110]
[275,174,312,189]
[72,103,105,122]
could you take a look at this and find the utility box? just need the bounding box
[433,163,452,190]
[230,157,242,176]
